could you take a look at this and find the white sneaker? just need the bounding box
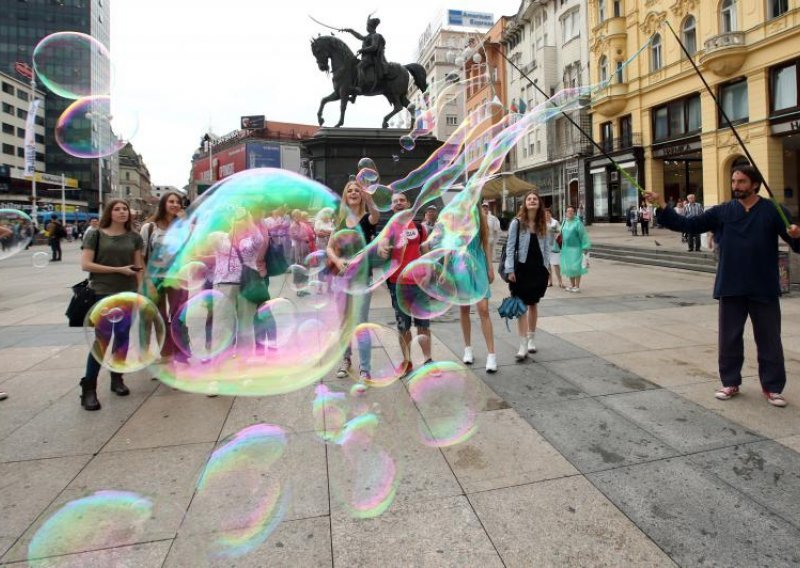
[527,336,537,354]
[515,340,528,361]
[572,287,581,293]
[462,346,474,365]
[486,353,497,373]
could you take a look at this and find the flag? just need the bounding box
[509,98,518,113]
[14,62,33,80]
[23,99,40,177]
[518,98,527,114]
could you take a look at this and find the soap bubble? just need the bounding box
[0,209,34,261]
[357,157,377,172]
[84,293,165,373]
[348,323,409,388]
[55,95,138,158]
[356,167,380,186]
[33,32,112,99]
[171,289,236,361]
[399,135,415,151]
[32,251,50,268]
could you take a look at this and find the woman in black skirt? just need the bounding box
[503,190,550,361]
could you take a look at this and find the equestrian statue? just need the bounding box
[311,15,428,128]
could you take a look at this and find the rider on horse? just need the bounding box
[342,16,389,95]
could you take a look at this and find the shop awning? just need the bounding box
[480,174,537,199]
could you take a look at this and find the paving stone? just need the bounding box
[103,390,233,452]
[600,389,764,453]
[25,344,89,372]
[3,541,172,567]
[588,457,800,567]
[0,346,70,374]
[481,362,588,409]
[494,329,595,362]
[689,441,800,529]
[440,409,578,493]
[604,349,722,388]
[219,386,318,437]
[469,477,677,567]
[331,495,502,567]
[0,455,91,538]
[554,330,646,356]
[514,397,678,473]
[3,443,213,563]
[543,357,659,397]
[778,434,800,453]
[166,516,332,568]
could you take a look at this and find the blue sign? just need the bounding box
[246,142,281,169]
[447,10,494,28]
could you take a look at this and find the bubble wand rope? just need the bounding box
[490,37,655,199]
[663,20,790,228]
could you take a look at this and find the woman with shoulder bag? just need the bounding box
[140,192,188,363]
[504,191,550,361]
[327,180,379,380]
[79,199,144,411]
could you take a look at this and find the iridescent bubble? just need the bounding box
[349,323,409,388]
[286,264,310,294]
[0,209,34,261]
[328,413,399,518]
[356,167,380,186]
[313,384,349,443]
[399,135,415,151]
[56,95,138,159]
[357,157,377,171]
[170,289,236,362]
[367,184,393,212]
[350,383,367,396]
[84,293,165,373]
[33,32,112,99]
[472,53,483,64]
[32,251,50,268]
[176,261,210,292]
[194,424,291,558]
[392,154,400,162]
[254,297,296,351]
[413,248,489,307]
[27,491,152,563]
[407,360,486,447]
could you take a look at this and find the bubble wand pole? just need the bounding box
[662,20,790,228]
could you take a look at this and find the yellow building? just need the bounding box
[587,0,800,222]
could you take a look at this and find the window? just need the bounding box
[1,123,12,135]
[768,0,788,19]
[562,10,580,42]
[651,34,663,71]
[2,103,13,115]
[772,62,798,112]
[2,144,13,156]
[721,0,737,33]
[616,61,624,83]
[1,82,13,95]
[446,115,458,126]
[16,108,27,119]
[620,115,633,147]
[652,94,701,141]
[16,127,24,138]
[125,171,130,180]
[613,0,622,17]
[35,133,44,144]
[599,55,609,82]
[601,121,613,151]
[720,80,748,124]
[16,147,23,158]
[16,90,28,101]
[599,0,606,22]
[682,16,697,56]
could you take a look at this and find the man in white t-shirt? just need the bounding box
[482,201,501,261]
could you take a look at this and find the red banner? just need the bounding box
[191,143,247,182]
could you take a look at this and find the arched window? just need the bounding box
[651,34,663,71]
[721,0,737,33]
[682,16,697,56]
[599,55,608,82]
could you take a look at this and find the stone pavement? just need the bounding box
[1,239,800,567]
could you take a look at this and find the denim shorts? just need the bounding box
[386,281,430,333]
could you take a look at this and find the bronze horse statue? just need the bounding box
[311,35,428,128]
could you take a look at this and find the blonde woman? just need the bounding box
[504,191,550,360]
[327,181,379,380]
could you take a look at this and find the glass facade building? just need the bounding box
[0,0,110,209]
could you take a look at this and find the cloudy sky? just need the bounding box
[110,0,521,188]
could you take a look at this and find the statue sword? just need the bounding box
[308,15,344,32]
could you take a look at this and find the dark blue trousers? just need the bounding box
[718,296,786,393]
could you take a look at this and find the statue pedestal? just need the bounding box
[304,128,442,197]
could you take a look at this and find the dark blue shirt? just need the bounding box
[659,199,799,300]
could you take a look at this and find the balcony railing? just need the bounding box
[591,133,643,155]
[704,31,746,53]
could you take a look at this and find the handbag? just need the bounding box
[65,232,100,327]
[234,245,270,304]
[497,295,527,332]
[498,219,520,283]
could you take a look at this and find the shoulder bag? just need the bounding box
[234,244,270,304]
[65,232,100,327]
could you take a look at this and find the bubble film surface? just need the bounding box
[55,95,138,158]
[33,32,112,99]
[0,209,34,261]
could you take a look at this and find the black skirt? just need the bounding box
[509,235,549,305]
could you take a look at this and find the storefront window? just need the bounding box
[592,172,608,218]
[621,167,639,212]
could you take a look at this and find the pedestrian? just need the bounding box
[638,201,651,236]
[482,201,501,259]
[140,192,188,363]
[627,205,639,235]
[422,205,438,235]
[78,199,144,411]
[560,205,592,292]
[378,191,433,375]
[459,205,498,372]
[289,210,315,296]
[82,218,99,244]
[328,180,379,380]
[683,193,704,251]
[46,214,66,261]
[545,209,564,288]
[504,190,550,361]
[646,165,800,407]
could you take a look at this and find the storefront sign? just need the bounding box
[770,118,800,136]
[652,139,702,158]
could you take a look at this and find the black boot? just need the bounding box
[79,377,101,411]
[110,374,130,396]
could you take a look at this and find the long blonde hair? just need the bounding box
[337,181,367,227]
[515,190,547,236]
